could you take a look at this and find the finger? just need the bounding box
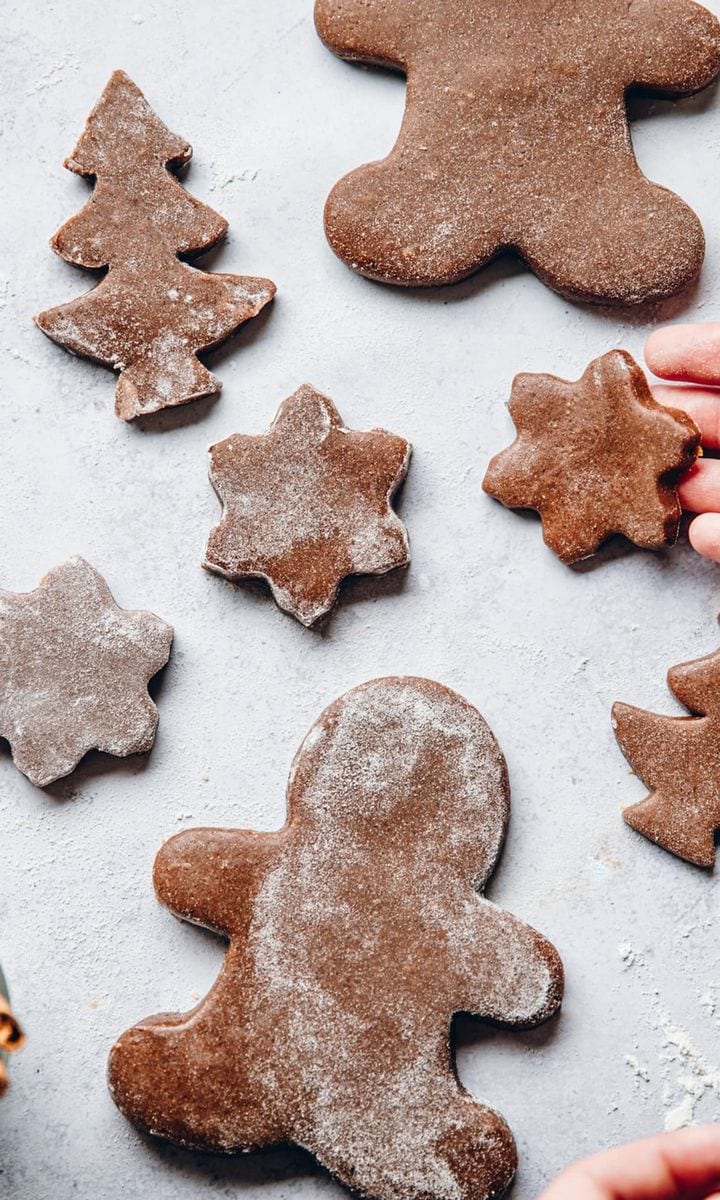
[539,1126,720,1200]
[688,513,720,563]
[646,323,720,385]
[652,384,720,450]
[677,459,720,514]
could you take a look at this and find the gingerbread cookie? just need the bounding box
[35,71,275,421]
[315,0,720,303]
[109,677,563,1200]
[0,557,172,787]
[204,384,411,625]
[483,350,699,564]
[613,625,720,867]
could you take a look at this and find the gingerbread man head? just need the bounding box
[109,678,563,1200]
[315,0,720,303]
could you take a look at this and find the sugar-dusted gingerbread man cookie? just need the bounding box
[204,384,411,625]
[315,0,720,303]
[0,557,172,787]
[109,677,563,1200]
[613,624,720,867]
[483,350,699,563]
[35,71,275,420]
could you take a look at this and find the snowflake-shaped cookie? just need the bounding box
[0,557,173,787]
[483,351,699,563]
[204,385,411,625]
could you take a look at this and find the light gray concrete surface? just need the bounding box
[2,2,720,1196]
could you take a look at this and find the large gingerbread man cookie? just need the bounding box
[109,677,563,1200]
[315,0,720,303]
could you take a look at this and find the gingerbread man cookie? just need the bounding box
[109,677,563,1200]
[0,557,172,787]
[315,0,720,303]
[204,384,411,625]
[483,350,699,563]
[35,71,275,420]
[613,625,720,867]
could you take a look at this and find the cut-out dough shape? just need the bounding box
[315,0,720,303]
[614,626,720,867]
[483,350,699,563]
[109,677,563,1200]
[0,557,172,787]
[35,70,276,420]
[204,384,411,625]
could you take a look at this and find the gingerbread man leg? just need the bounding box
[517,158,705,304]
[108,952,285,1153]
[314,0,411,67]
[305,1068,518,1200]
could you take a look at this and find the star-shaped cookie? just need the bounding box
[483,350,700,564]
[0,557,173,787]
[204,385,411,625]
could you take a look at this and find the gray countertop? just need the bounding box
[2,2,720,1196]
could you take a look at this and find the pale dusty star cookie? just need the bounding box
[204,384,411,625]
[0,557,173,787]
[614,623,720,868]
[35,70,275,421]
[315,0,720,303]
[483,350,699,564]
[109,677,563,1200]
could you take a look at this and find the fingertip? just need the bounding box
[689,513,720,563]
[645,323,720,384]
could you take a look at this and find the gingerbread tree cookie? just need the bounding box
[0,557,172,787]
[315,0,720,303]
[483,350,699,563]
[109,677,563,1200]
[35,71,275,421]
[204,384,411,625]
[613,629,720,867]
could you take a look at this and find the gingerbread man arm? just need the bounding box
[314,0,413,68]
[153,828,275,936]
[452,900,564,1028]
[624,0,720,92]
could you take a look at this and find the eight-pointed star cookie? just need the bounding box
[109,677,563,1200]
[35,70,275,421]
[613,623,720,868]
[482,350,700,564]
[204,384,411,625]
[0,557,173,787]
[315,0,720,304]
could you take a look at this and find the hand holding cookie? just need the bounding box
[649,323,720,563]
[539,1126,720,1199]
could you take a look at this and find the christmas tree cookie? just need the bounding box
[35,71,275,421]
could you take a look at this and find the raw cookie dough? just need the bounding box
[204,384,411,625]
[0,557,172,787]
[315,0,720,303]
[35,70,275,421]
[613,625,720,867]
[482,350,700,564]
[109,677,564,1200]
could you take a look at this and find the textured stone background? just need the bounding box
[2,2,720,1196]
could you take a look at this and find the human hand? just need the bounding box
[538,1126,720,1199]
[646,322,720,562]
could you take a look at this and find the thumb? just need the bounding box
[538,1127,720,1200]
